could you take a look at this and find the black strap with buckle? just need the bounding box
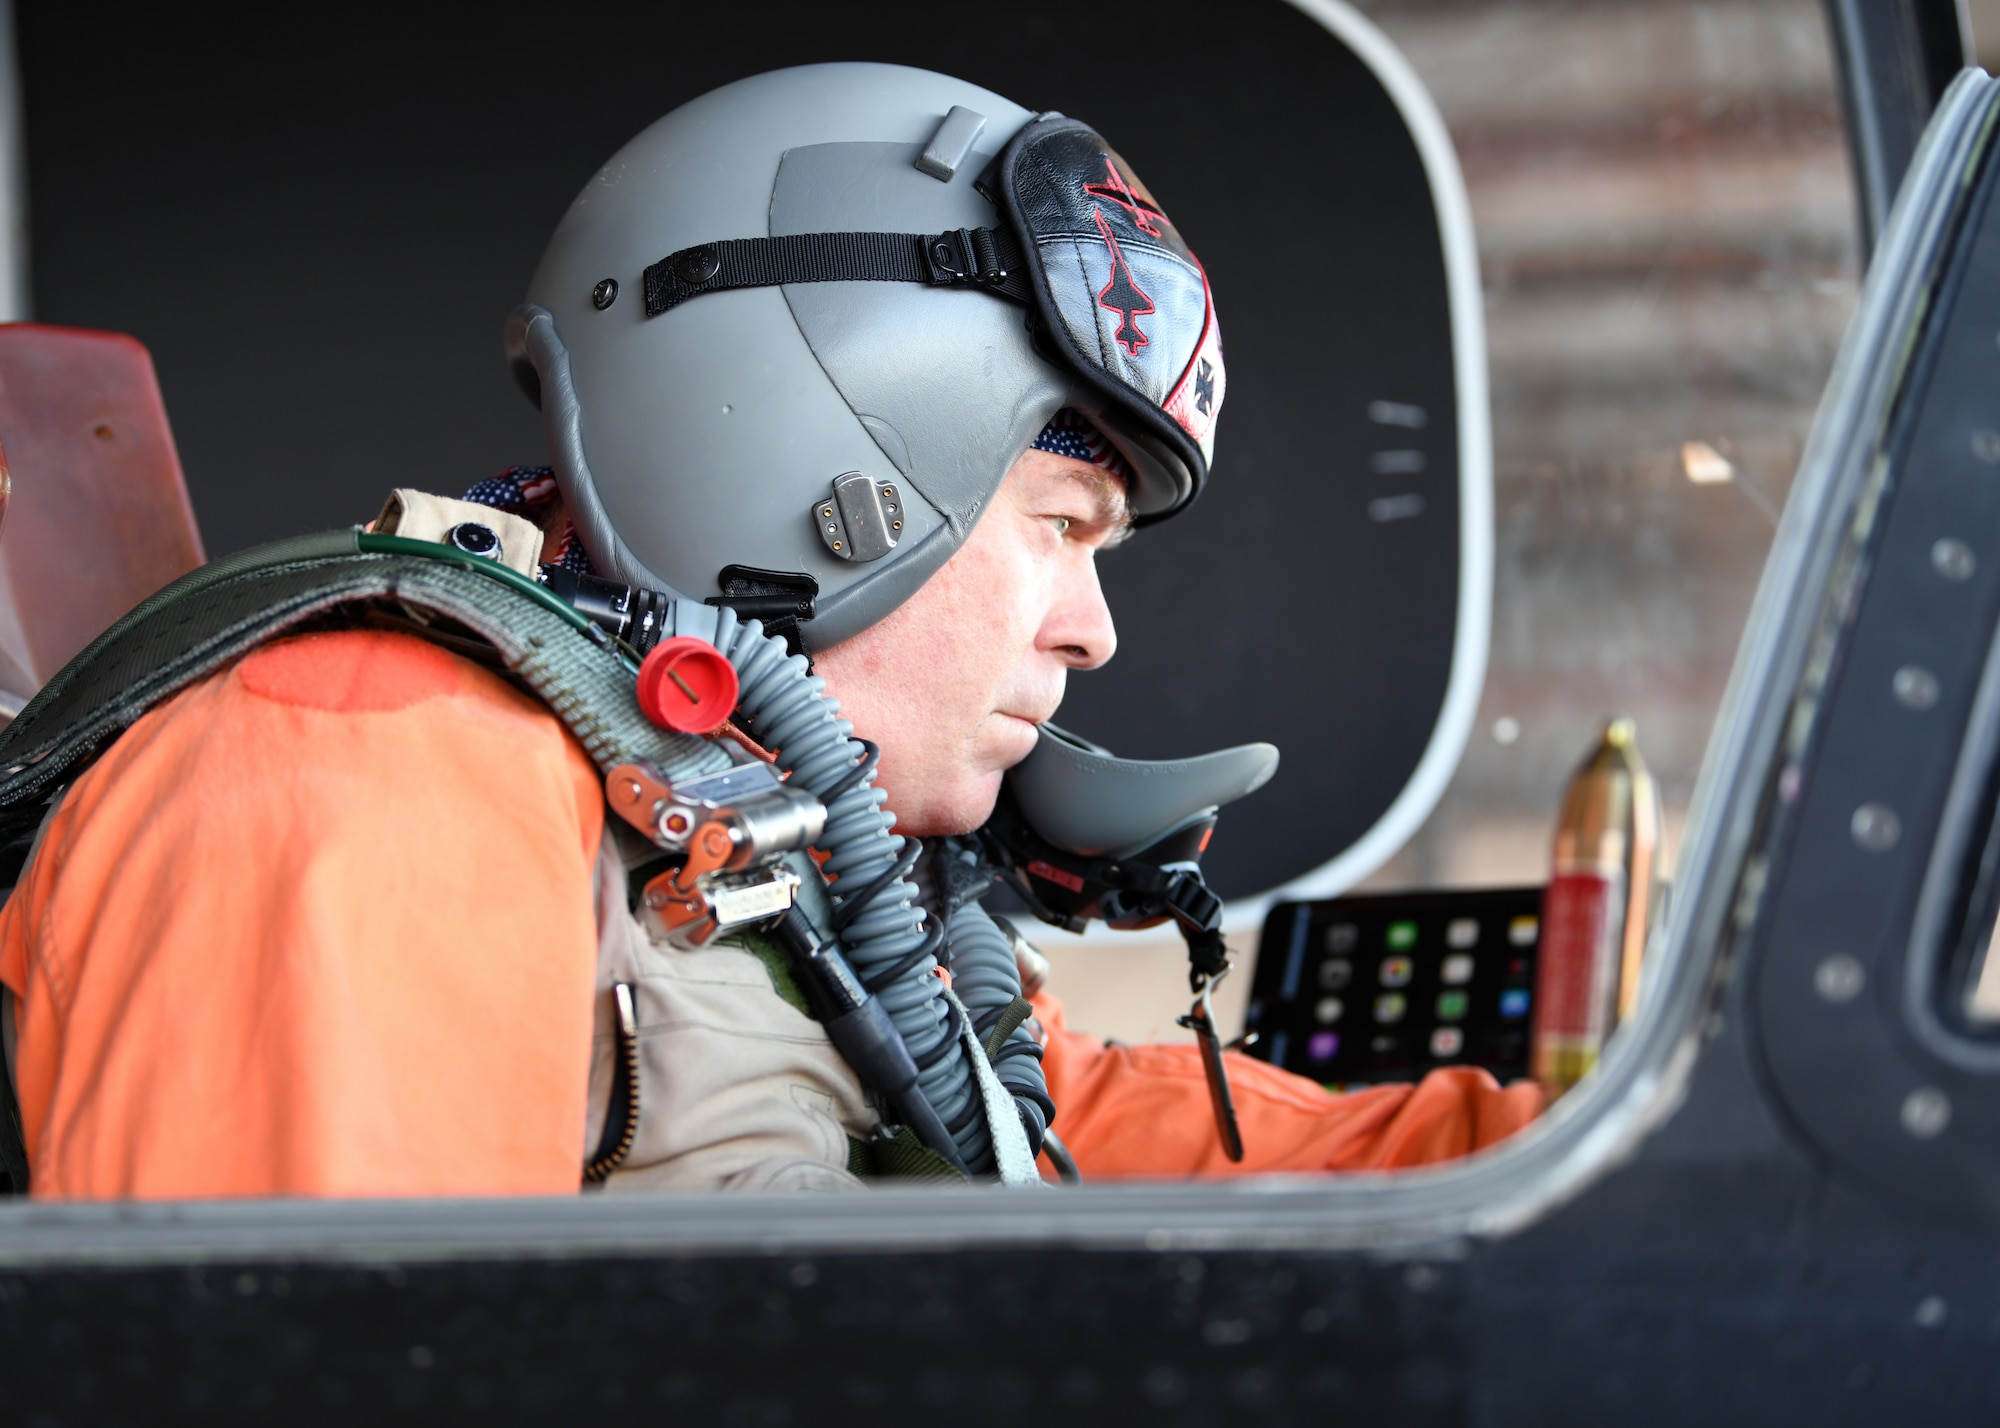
[704,565,819,661]
[643,227,1031,318]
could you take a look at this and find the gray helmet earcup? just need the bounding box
[510,63,1073,649]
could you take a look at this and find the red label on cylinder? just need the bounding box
[1535,869,1622,1042]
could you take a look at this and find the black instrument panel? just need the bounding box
[1242,887,1543,1088]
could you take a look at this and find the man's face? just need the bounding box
[814,447,1130,836]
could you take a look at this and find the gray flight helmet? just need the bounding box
[506,62,1198,651]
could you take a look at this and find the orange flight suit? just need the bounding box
[0,628,604,1198]
[0,627,1536,1199]
[1033,993,1540,1178]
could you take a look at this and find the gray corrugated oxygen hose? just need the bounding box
[677,603,1007,1173]
[943,895,1051,1147]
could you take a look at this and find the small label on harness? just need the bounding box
[1026,859,1085,893]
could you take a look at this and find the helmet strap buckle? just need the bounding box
[704,565,819,662]
[922,227,1018,292]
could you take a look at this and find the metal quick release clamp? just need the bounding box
[606,760,826,948]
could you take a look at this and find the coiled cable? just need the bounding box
[943,896,1052,1151]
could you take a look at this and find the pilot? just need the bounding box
[0,63,1536,1198]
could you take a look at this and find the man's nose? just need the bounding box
[1041,554,1118,670]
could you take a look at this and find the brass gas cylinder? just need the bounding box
[1531,717,1660,1098]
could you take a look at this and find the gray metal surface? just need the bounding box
[1745,69,2000,1219]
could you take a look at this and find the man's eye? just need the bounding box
[1049,515,1073,537]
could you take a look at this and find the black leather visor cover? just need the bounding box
[995,116,1225,510]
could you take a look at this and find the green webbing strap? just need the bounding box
[727,925,815,1021]
[0,532,733,828]
[984,995,1036,1059]
[847,1127,968,1182]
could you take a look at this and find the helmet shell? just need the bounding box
[511,63,1095,649]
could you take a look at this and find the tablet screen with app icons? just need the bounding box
[1241,888,1544,1088]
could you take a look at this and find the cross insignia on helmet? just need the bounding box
[1193,358,1216,417]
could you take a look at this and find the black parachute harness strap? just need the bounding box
[0,529,740,1194]
[643,113,1225,523]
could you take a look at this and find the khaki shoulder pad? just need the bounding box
[372,489,543,579]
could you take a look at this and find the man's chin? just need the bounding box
[898,772,1007,839]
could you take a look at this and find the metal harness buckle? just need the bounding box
[923,227,1013,288]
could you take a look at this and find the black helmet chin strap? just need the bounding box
[643,227,1031,318]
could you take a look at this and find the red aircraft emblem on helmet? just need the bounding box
[1083,158,1164,238]
[1091,207,1155,356]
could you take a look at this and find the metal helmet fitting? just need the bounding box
[507,62,1224,650]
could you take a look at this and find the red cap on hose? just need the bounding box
[636,636,739,735]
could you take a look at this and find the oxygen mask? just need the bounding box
[980,723,1278,1160]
